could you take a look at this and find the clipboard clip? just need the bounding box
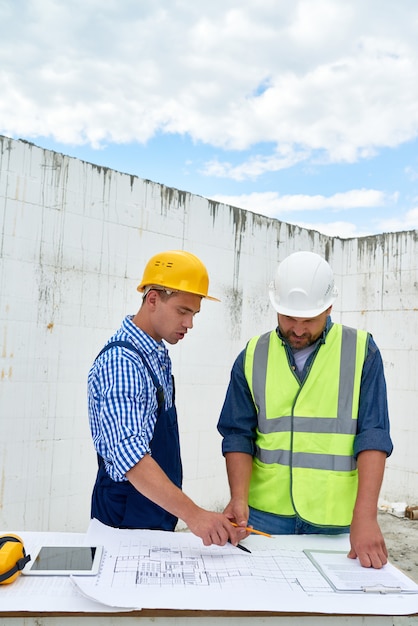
[362,585,402,594]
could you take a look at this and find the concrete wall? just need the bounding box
[0,135,416,532]
[338,234,418,505]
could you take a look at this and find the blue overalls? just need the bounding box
[90,341,183,530]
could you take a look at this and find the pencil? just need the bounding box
[230,522,272,538]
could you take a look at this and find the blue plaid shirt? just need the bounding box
[88,316,173,482]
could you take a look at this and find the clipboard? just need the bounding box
[304,550,418,594]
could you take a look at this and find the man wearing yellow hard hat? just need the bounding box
[218,251,393,568]
[88,250,245,547]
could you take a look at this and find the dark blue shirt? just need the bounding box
[218,317,393,459]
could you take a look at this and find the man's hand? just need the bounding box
[348,515,388,569]
[185,507,247,546]
[223,497,250,532]
[127,455,245,547]
[348,450,388,568]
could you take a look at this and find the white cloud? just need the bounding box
[294,220,366,239]
[377,208,418,234]
[405,166,418,182]
[201,146,310,180]
[1,1,416,239]
[209,189,397,217]
[1,0,418,159]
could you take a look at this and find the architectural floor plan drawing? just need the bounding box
[69,519,418,613]
[109,539,332,593]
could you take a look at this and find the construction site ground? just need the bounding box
[379,511,418,583]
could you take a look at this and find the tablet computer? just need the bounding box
[23,545,104,576]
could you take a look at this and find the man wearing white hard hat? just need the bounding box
[218,251,393,569]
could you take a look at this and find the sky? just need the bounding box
[1,0,418,239]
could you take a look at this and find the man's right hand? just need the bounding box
[185,507,247,546]
[127,455,247,547]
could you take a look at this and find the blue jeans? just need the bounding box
[248,507,350,535]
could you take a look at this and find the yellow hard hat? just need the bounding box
[137,250,219,301]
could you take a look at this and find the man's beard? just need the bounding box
[282,330,314,350]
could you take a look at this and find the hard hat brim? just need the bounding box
[269,289,336,318]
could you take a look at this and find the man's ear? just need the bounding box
[145,289,159,309]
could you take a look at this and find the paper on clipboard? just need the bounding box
[304,550,418,594]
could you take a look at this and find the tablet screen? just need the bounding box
[23,545,103,576]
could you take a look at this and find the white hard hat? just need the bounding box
[269,251,338,317]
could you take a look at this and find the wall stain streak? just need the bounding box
[230,205,247,291]
[228,205,247,338]
[160,185,188,213]
[0,135,14,157]
[91,163,111,178]
[208,200,221,225]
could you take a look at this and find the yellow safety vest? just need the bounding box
[244,324,369,527]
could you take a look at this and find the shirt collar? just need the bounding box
[122,315,167,356]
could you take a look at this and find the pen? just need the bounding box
[230,522,272,538]
[228,540,251,553]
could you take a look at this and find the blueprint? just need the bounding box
[101,534,331,593]
[70,519,418,614]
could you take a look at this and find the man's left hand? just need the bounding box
[348,516,388,569]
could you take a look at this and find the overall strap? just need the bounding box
[96,340,164,409]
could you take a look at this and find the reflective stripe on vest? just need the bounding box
[244,324,369,526]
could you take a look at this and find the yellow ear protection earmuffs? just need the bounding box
[0,534,31,584]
